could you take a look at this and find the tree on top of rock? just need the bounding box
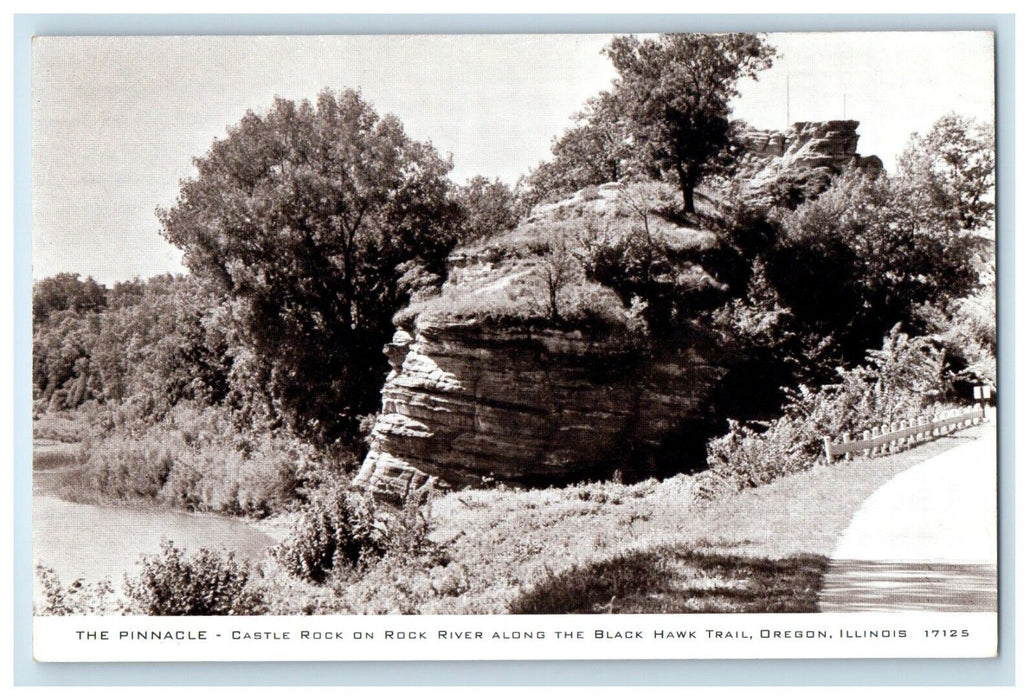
[518,91,640,209]
[606,33,776,214]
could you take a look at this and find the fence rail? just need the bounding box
[824,404,986,464]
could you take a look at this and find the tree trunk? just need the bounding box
[681,181,696,214]
[678,167,696,214]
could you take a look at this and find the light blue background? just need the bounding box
[12,13,1016,686]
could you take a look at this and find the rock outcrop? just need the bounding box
[354,319,728,502]
[738,120,883,203]
[354,118,882,502]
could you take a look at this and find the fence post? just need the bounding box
[842,433,851,461]
[862,429,872,458]
[882,424,890,454]
[823,436,832,464]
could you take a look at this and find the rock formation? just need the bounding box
[354,319,728,502]
[738,120,883,203]
[354,119,882,502]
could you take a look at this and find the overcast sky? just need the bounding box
[31,32,995,284]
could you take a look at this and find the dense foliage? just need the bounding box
[897,113,995,233]
[274,485,382,583]
[706,327,951,492]
[124,540,267,615]
[764,168,980,378]
[452,175,521,243]
[157,88,461,445]
[33,274,231,415]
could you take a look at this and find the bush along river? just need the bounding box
[32,441,275,591]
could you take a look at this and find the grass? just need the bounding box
[32,410,95,443]
[395,423,990,614]
[32,440,81,472]
[509,547,828,614]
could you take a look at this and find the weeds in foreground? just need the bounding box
[37,540,268,616]
[125,540,267,615]
[35,565,128,615]
[273,485,382,584]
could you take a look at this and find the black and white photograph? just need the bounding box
[29,29,999,662]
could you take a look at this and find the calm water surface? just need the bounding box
[33,493,275,586]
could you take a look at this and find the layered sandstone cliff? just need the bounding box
[354,319,727,502]
[354,119,881,502]
[739,120,883,202]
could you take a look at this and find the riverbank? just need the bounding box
[32,420,993,614]
[261,420,993,614]
[32,436,280,599]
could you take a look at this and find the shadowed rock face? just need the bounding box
[354,320,727,502]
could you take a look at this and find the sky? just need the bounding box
[31,32,995,285]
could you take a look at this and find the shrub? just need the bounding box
[124,540,267,615]
[705,327,949,492]
[582,227,726,333]
[704,416,812,491]
[380,493,447,563]
[274,486,382,583]
[35,566,127,615]
[68,402,313,516]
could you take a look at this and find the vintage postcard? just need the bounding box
[30,31,998,662]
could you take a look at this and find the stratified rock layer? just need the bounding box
[354,320,726,502]
[739,120,883,202]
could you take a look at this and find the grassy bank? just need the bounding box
[262,422,988,614]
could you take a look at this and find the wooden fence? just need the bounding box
[824,404,986,464]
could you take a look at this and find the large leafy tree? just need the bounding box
[158,89,460,444]
[606,33,776,213]
[764,168,980,383]
[519,91,639,208]
[897,113,995,233]
[453,175,520,243]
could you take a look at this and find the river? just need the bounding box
[33,492,277,588]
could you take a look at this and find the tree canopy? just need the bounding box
[606,33,776,213]
[33,273,107,325]
[453,175,520,243]
[158,89,460,444]
[896,113,995,233]
[519,91,639,208]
